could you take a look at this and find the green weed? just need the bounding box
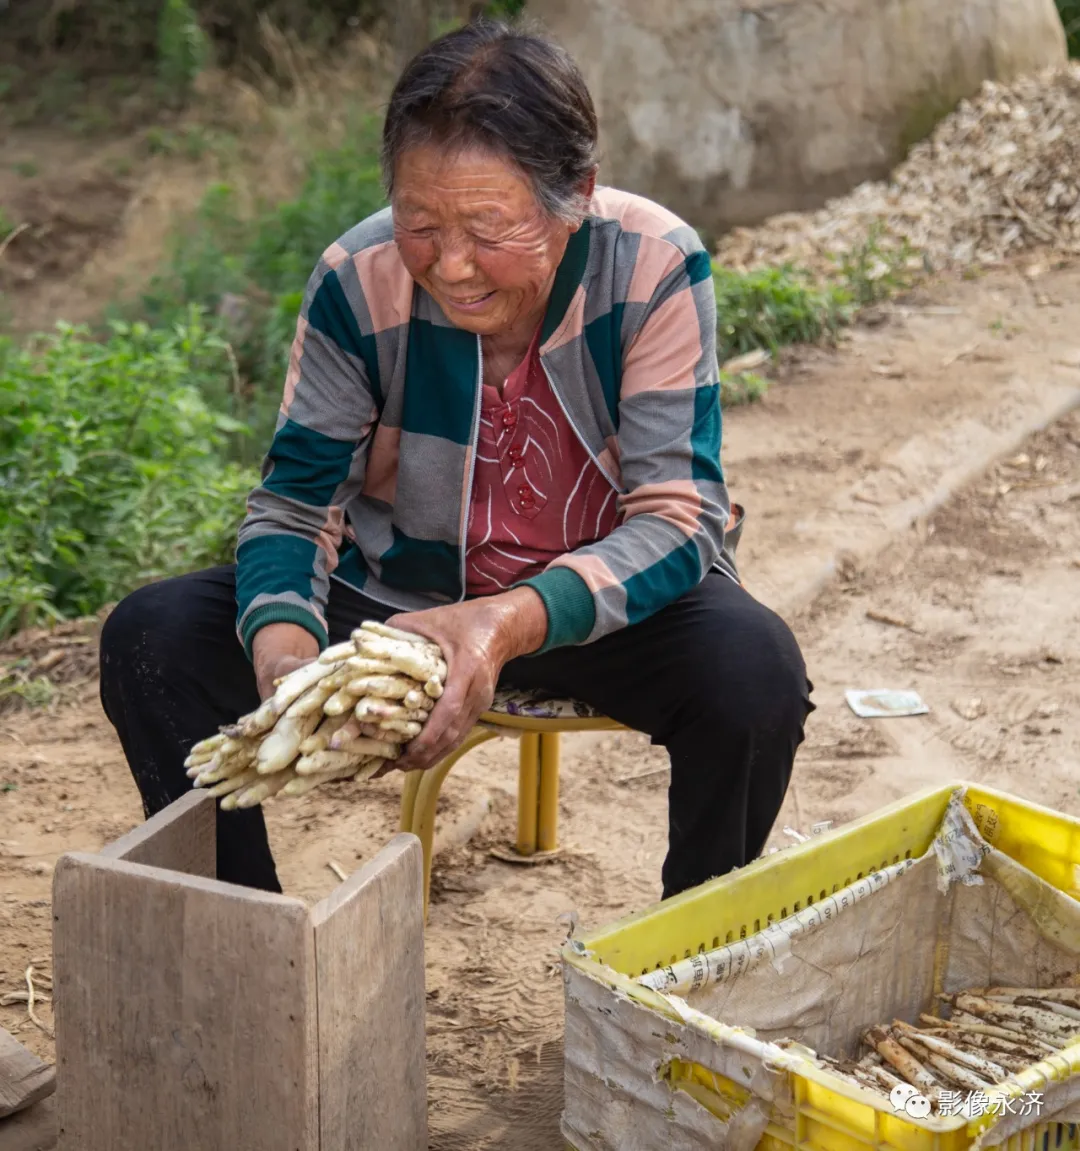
[145,127,172,155]
[988,317,1022,339]
[0,672,56,710]
[157,0,211,105]
[106,75,142,99]
[711,224,924,402]
[0,311,258,638]
[720,371,769,407]
[12,161,39,179]
[0,66,22,102]
[144,123,216,159]
[712,263,851,360]
[832,223,918,306]
[17,67,87,125]
[433,2,527,39]
[481,0,528,16]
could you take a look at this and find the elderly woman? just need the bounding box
[99,20,812,899]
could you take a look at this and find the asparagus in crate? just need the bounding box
[815,983,1080,1115]
[184,622,447,809]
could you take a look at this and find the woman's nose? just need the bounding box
[433,235,476,284]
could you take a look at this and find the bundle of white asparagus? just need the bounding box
[184,622,446,810]
[820,986,1080,1113]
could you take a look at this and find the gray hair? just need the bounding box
[381,18,599,224]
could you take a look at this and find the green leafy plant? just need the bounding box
[711,227,924,404]
[0,310,258,638]
[157,0,211,104]
[833,223,917,307]
[0,672,56,710]
[719,370,769,408]
[712,263,851,360]
[480,0,528,17]
[144,123,216,159]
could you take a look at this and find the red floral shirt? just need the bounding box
[465,329,621,596]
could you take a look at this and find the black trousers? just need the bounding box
[99,567,813,900]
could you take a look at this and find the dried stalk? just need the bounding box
[24,965,53,1038]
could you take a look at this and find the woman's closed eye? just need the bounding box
[403,223,506,245]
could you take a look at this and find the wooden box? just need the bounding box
[52,791,427,1151]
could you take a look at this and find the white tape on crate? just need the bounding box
[637,858,917,995]
[637,792,991,997]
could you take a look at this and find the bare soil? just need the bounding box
[1,256,1079,1146]
[0,43,391,338]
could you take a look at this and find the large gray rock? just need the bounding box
[530,0,1067,237]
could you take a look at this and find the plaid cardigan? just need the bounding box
[235,186,742,658]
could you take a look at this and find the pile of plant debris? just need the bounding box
[717,65,1080,276]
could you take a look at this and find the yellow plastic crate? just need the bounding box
[562,781,1080,1151]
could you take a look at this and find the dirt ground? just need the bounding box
[1,254,1079,1146]
[0,45,388,337]
[0,124,219,334]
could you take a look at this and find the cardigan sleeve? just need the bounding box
[234,255,379,659]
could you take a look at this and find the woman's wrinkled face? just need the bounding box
[392,143,575,337]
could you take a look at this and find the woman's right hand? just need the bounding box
[251,622,320,700]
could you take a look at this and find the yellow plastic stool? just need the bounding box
[398,690,625,919]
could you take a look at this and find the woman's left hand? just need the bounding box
[379,587,547,774]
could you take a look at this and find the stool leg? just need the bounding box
[516,733,540,856]
[399,770,422,834]
[537,732,560,853]
[408,728,498,921]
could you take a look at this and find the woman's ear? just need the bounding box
[568,167,598,232]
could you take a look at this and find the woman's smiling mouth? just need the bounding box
[444,290,496,312]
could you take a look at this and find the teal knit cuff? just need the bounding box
[516,567,595,653]
[240,602,329,662]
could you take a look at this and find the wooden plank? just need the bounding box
[311,833,428,1151]
[0,1097,57,1151]
[0,1029,54,1120]
[98,790,215,877]
[52,853,318,1151]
